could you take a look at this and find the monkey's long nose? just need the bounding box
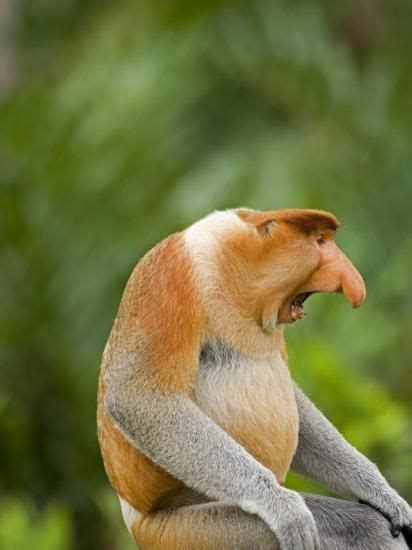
[340,254,366,308]
[305,245,366,308]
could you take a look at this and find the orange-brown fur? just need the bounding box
[97,234,203,514]
[97,380,183,514]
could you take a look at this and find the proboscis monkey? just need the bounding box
[97,208,412,549]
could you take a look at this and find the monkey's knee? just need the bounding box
[352,506,409,550]
[304,494,408,550]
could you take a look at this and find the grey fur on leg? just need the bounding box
[303,494,409,550]
[136,490,408,550]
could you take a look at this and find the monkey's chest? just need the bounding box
[194,345,299,483]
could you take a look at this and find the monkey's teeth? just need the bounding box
[290,303,305,320]
[289,291,315,320]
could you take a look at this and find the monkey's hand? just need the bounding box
[292,387,412,545]
[359,489,412,546]
[252,486,320,550]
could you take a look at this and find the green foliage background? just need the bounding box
[1,1,411,548]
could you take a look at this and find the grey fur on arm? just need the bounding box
[292,385,412,538]
[103,362,320,550]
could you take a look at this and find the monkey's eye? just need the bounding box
[317,236,326,246]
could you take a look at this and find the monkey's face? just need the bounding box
[276,229,366,324]
[233,208,366,328]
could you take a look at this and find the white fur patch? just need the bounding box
[118,495,140,535]
[195,348,299,482]
[184,210,248,317]
[196,350,293,424]
[184,210,245,261]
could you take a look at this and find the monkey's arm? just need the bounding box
[292,385,412,539]
[105,362,319,550]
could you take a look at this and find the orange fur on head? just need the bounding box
[232,208,366,328]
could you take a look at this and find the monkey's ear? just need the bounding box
[235,209,277,236]
[255,218,277,237]
[277,209,340,235]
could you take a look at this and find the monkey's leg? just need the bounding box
[132,501,278,550]
[129,494,408,550]
[303,493,409,550]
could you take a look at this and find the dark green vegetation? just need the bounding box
[1,1,411,548]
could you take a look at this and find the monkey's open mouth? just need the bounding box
[289,291,316,321]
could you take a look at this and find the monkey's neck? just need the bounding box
[203,290,286,359]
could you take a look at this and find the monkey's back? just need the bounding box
[97,378,184,513]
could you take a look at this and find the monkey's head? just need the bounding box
[220,208,366,331]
